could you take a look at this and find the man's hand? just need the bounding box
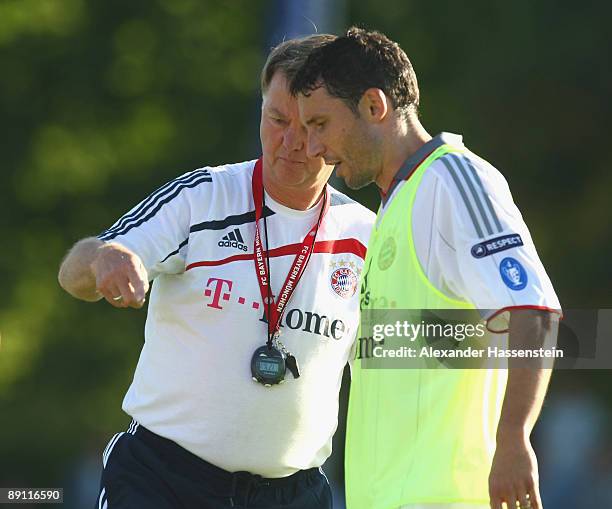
[489,432,542,509]
[90,243,149,308]
[58,237,149,308]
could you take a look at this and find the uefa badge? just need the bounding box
[329,259,360,299]
[499,257,528,291]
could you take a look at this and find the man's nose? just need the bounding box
[306,133,325,159]
[283,126,305,152]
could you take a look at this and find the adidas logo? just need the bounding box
[218,228,248,251]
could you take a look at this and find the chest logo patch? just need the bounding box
[330,260,359,299]
[377,236,397,271]
[218,228,248,252]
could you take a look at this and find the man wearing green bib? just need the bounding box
[292,28,561,509]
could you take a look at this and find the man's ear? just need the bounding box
[358,88,388,123]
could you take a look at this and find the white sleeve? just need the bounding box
[97,169,212,279]
[426,152,561,332]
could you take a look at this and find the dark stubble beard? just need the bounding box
[343,126,383,190]
[343,165,375,190]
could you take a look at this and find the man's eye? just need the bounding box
[271,117,287,125]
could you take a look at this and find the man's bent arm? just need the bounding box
[488,308,559,509]
[58,237,149,308]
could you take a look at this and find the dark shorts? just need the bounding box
[96,420,333,509]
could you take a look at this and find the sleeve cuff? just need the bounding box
[485,305,563,334]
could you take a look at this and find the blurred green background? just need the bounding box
[1,1,610,507]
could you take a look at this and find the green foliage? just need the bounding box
[0,0,265,485]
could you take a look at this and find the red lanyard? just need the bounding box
[251,158,329,339]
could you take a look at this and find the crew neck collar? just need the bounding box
[263,189,324,219]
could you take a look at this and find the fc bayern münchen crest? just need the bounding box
[330,260,359,299]
[378,236,396,271]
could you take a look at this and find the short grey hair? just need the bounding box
[261,34,336,95]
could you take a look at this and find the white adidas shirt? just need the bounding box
[99,159,375,477]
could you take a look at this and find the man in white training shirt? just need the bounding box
[58,34,375,509]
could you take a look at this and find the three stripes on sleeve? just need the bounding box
[98,170,212,242]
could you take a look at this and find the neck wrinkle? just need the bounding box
[263,178,325,211]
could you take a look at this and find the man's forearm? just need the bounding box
[497,368,552,443]
[58,237,104,301]
[496,309,559,440]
